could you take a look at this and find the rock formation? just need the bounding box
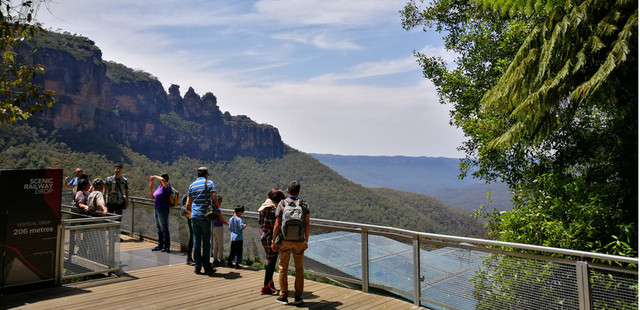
[25,31,284,162]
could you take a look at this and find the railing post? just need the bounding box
[413,234,421,307]
[361,227,369,293]
[576,261,592,310]
[130,200,135,239]
[55,221,66,286]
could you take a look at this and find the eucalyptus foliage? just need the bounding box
[402,0,637,256]
[0,0,56,123]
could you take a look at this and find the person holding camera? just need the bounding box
[185,166,222,275]
[149,173,172,253]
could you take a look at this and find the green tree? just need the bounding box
[402,0,637,256]
[0,0,56,123]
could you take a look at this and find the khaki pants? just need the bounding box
[278,241,306,298]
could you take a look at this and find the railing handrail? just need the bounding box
[306,217,639,265]
[112,192,640,265]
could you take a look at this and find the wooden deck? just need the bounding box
[1,238,424,310]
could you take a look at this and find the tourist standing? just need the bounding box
[185,166,221,275]
[105,163,129,216]
[258,188,285,294]
[227,205,247,269]
[272,181,310,305]
[212,197,228,266]
[149,174,172,253]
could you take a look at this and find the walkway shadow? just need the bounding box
[274,291,343,309]
[208,271,242,280]
[293,300,342,309]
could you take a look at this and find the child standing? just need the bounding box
[227,205,247,269]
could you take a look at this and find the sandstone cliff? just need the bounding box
[25,31,284,162]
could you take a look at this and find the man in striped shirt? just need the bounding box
[185,166,222,275]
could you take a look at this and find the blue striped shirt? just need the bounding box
[188,177,216,219]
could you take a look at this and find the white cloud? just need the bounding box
[311,56,417,82]
[36,0,465,158]
[272,30,361,50]
[251,0,402,26]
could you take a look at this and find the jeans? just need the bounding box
[107,202,125,217]
[154,207,170,249]
[278,241,306,298]
[262,237,279,286]
[227,240,243,266]
[191,218,211,271]
[212,225,224,261]
[186,218,193,259]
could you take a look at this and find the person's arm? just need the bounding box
[124,188,130,209]
[77,202,89,212]
[150,175,168,188]
[186,196,193,215]
[241,218,247,230]
[271,217,281,251]
[75,193,89,213]
[98,193,108,216]
[304,214,310,250]
[64,176,72,188]
[218,214,228,225]
[148,177,155,199]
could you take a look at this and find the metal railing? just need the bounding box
[59,191,639,309]
[55,207,122,284]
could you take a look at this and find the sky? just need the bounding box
[36,0,465,158]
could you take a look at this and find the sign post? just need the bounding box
[0,169,62,292]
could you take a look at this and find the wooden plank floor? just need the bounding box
[2,238,425,310]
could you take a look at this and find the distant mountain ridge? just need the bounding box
[310,154,513,212]
[25,31,284,162]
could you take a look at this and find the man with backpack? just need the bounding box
[271,181,310,305]
[105,163,129,216]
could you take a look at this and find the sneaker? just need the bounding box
[151,246,162,251]
[292,297,303,305]
[276,297,288,305]
[186,258,195,266]
[235,264,241,270]
[261,285,276,295]
[194,269,203,275]
[204,267,217,276]
[161,248,171,253]
[213,259,222,266]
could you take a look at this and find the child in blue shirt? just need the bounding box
[227,205,247,269]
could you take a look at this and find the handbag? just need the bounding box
[205,206,221,221]
[180,205,189,218]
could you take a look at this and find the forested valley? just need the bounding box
[0,122,485,237]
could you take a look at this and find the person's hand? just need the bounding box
[64,176,70,182]
[271,243,277,251]
[305,242,308,250]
